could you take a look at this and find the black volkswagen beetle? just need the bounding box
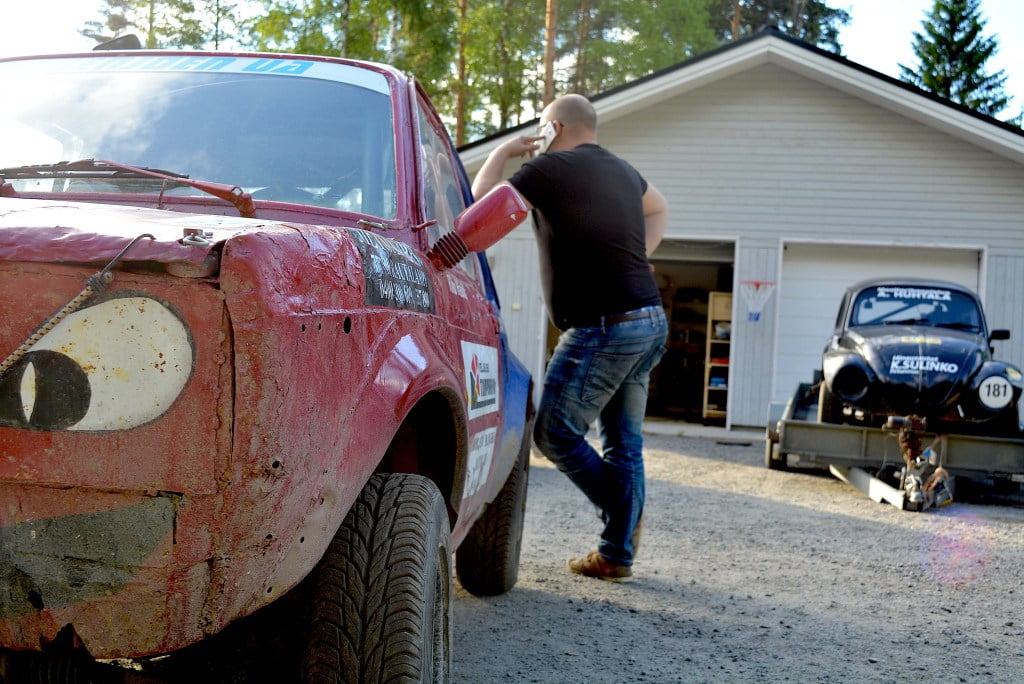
[819,278,1022,436]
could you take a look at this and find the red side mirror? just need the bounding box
[427,185,529,270]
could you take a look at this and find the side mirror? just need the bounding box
[990,329,1010,341]
[427,185,529,270]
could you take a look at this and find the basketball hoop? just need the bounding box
[739,280,775,322]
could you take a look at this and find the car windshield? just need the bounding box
[0,55,397,218]
[850,285,983,331]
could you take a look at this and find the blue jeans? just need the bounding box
[534,305,668,566]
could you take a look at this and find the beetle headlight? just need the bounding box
[0,295,193,431]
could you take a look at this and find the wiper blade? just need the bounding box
[0,159,256,218]
[0,159,189,180]
[882,318,923,325]
[934,321,980,331]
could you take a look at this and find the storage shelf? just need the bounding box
[702,291,731,421]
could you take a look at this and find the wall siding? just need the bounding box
[486,220,545,401]
[599,64,1024,251]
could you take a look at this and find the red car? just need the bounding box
[0,47,531,681]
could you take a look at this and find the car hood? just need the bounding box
[0,197,288,270]
[845,325,986,413]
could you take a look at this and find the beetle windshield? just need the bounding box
[850,285,983,332]
[0,55,397,218]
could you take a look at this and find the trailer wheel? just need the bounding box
[303,473,451,683]
[456,429,530,596]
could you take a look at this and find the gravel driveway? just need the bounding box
[453,426,1024,683]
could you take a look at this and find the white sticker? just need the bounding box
[461,341,499,419]
[890,355,958,375]
[463,427,497,498]
[978,376,1013,409]
[876,287,952,301]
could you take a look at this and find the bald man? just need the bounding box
[473,94,669,582]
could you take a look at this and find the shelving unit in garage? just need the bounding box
[702,291,732,420]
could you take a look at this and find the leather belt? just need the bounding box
[569,308,654,328]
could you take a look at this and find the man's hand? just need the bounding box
[472,135,543,199]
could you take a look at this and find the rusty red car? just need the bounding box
[0,47,532,681]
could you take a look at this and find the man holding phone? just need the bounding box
[472,94,669,582]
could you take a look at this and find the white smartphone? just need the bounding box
[539,120,557,152]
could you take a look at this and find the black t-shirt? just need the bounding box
[508,143,661,330]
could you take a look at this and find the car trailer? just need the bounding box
[765,382,1024,512]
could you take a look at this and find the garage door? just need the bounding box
[772,243,980,403]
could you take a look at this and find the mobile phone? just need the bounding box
[539,120,557,152]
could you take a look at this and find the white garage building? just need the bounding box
[459,30,1024,428]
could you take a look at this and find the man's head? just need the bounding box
[538,94,597,152]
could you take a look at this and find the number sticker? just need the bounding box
[978,376,1013,410]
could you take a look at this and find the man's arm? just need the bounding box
[642,182,669,256]
[471,135,542,201]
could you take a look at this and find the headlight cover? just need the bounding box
[0,294,193,431]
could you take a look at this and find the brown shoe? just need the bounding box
[567,550,633,582]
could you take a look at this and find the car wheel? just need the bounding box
[303,473,451,683]
[456,429,531,596]
[817,383,844,424]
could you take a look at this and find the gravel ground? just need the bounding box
[452,428,1024,683]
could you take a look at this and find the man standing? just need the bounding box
[472,94,669,582]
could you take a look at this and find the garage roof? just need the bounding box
[459,28,1024,170]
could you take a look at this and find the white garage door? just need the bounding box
[772,243,980,403]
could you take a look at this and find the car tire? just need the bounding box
[817,383,844,425]
[456,429,531,596]
[303,473,451,683]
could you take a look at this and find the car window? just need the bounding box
[0,58,398,218]
[850,285,982,331]
[416,98,476,277]
[416,101,465,239]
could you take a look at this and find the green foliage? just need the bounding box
[453,0,546,138]
[710,0,850,53]
[553,0,718,97]
[82,1,241,49]
[899,0,1011,118]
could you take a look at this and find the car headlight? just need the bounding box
[0,295,193,431]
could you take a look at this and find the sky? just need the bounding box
[0,0,1021,114]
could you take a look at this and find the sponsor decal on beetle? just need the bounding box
[461,341,499,419]
[890,354,958,375]
[877,287,952,301]
[899,336,942,345]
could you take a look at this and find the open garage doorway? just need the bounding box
[647,239,735,423]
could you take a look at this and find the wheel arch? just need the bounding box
[377,386,469,526]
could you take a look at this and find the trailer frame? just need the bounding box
[765,383,1024,510]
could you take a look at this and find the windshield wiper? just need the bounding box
[0,159,190,180]
[882,318,925,325]
[933,321,980,331]
[0,159,256,218]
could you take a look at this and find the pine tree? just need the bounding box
[899,0,1010,118]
